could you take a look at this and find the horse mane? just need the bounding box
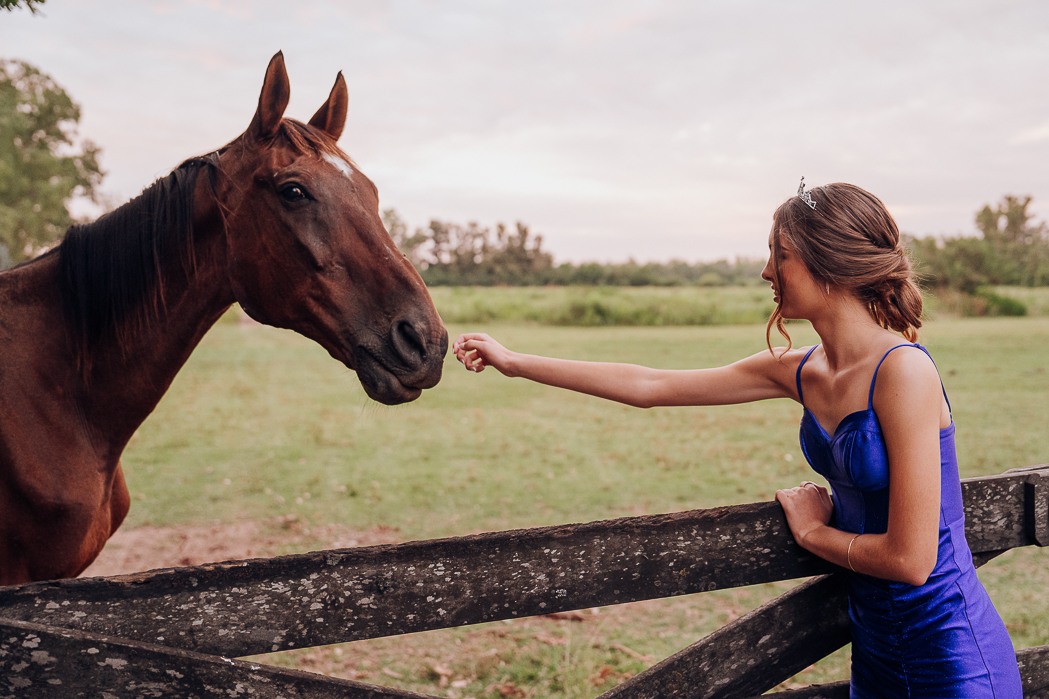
[56,119,345,372]
[58,153,218,368]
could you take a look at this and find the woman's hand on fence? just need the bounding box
[775,481,834,547]
[453,333,516,376]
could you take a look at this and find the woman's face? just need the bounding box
[761,228,825,320]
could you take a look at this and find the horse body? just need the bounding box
[0,53,447,585]
[0,251,130,582]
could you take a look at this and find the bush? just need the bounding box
[923,288,1031,318]
[975,288,1027,317]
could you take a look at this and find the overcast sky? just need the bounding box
[3,0,1047,263]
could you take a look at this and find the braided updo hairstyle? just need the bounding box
[766,182,923,351]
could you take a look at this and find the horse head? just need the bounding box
[217,52,446,405]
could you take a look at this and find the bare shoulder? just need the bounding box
[872,344,950,463]
[872,344,942,409]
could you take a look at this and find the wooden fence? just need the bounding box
[1,463,1047,698]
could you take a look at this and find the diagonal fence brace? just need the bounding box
[597,551,1009,699]
[0,616,441,699]
[596,575,849,699]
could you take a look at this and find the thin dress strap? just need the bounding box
[868,343,953,415]
[795,345,820,405]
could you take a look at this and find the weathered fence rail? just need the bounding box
[1,464,1047,698]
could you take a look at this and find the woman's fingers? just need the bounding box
[453,338,493,373]
[777,482,832,514]
[453,333,512,375]
[458,346,484,370]
[452,337,478,356]
[453,335,489,356]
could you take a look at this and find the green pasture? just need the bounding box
[428,285,777,326]
[118,302,1049,696]
[429,284,1049,326]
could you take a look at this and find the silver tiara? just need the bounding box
[797,177,816,210]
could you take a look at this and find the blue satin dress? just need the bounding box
[797,344,1022,698]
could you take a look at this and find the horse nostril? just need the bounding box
[392,319,426,368]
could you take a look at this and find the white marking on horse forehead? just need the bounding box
[322,152,355,179]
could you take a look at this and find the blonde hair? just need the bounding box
[766,182,922,352]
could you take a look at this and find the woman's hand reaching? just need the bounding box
[451,332,796,409]
[453,333,517,376]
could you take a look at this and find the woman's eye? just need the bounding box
[279,184,310,202]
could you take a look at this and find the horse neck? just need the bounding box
[77,178,236,448]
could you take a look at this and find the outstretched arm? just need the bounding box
[776,347,944,586]
[452,332,801,408]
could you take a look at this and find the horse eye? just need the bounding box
[279,183,310,202]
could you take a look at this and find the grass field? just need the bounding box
[428,285,777,326]
[117,307,1049,696]
[426,285,1049,326]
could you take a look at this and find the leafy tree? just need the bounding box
[1,0,45,13]
[974,195,1049,286]
[485,222,553,284]
[908,195,1049,291]
[907,235,1001,293]
[0,59,102,266]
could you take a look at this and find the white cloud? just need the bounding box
[1011,121,1049,145]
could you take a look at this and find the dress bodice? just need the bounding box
[797,343,954,535]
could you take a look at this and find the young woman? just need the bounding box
[452,181,1022,698]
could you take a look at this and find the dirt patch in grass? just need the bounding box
[80,517,400,578]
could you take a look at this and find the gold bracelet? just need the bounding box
[847,534,860,572]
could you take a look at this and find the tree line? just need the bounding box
[382,209,766,287]
[905,196,1049,291]
[2,57,1046,295]
[384,201,1049,292]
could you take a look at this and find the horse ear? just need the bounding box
[308,71,348,141]
[248,51,291,141]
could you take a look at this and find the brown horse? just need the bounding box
[0,53,447,585]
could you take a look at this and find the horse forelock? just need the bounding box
[275,119,357,171]
[58,158,215,371]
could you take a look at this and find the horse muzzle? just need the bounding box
[353,317,447,405]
